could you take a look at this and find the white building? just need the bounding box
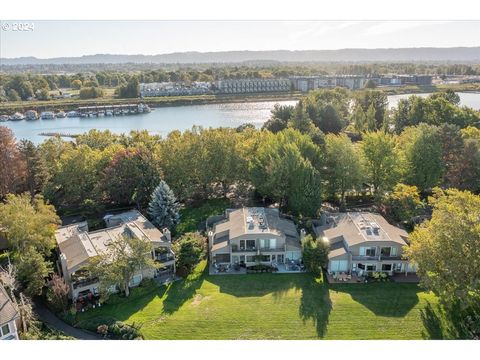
[0,285,20,340]
[215,79,291,94]
[55,210,175,302]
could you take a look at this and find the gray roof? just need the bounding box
[212,207,298,240]
[0,285,19,326]
[56,210,169,274]
[315,212,409,248]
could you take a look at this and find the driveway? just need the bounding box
[34,301,101,340]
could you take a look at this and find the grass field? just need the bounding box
[74,261,440,340]
[175,198,231,235]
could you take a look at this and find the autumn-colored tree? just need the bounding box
[0,193,60,255]
[406,189,480,309]
[101,147,162,208]
[0,126,24,199]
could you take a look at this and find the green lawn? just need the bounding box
[74,261,440,339]
[175,198,230,235]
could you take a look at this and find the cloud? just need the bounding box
[361,21,452,37]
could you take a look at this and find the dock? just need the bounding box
[77,104,146,116]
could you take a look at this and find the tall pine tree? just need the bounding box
[147,180,180,229]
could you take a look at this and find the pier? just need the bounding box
[76,104,148,116]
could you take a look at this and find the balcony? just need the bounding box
[231,246,257,253]
[352,255,379,261]
[258,246,286,252]
[154,250,175,263]
[72,276,99,290]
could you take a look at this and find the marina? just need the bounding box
[2,93,480,144]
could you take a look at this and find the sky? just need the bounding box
[1,20,480,58]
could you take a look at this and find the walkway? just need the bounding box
[34,300,101,340]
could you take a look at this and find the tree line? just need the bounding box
[1,89,479,219]
[3,61,480,102]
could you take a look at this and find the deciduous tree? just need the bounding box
[88,234,157,298]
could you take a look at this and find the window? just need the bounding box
[381,247,391,257]
[246,240,256,250]
[1,323,10,336]
[360,247,376,256]
[240,240,245,250]
[366,264,376,271]
[391,247,398,256]
[246,256,256,262]
[357,263,365,270]
[269,239,276,249]
[382,264,392,271]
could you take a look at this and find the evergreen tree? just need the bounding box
[147,180,180,229]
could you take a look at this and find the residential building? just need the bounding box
[208,207,302,267]
[55,210,175,301]
[215,79,291,94]
[314,212,416,276]
[0,285,20,340]
[289,76,336,91]
[140,81,213,97]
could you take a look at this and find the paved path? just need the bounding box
[34,301,101,340]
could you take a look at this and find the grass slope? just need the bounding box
[75,261,439,339]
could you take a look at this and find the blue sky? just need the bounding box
[1,20,480,58]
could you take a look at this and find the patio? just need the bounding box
[209,263,247,275]
[326,272,366,283]
[276,263,306,273]
[209,261,306,275]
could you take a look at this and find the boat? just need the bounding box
[56,111,67,118]
[137,103,151,113]
[10,112,25,121]
[67,111,78,118]
[25,110,39,121]
[0,115,9,122]
[40,111,56,120]
[105,110,113,116]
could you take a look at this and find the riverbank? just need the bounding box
[1,82,479,114]
[0,92,304,114]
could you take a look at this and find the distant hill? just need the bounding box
[2,47,480,65]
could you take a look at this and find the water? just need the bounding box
[387,92,480,110]
[1,100,297,144]
[2,92,480,144]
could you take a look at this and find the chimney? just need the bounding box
[163,228,171,242]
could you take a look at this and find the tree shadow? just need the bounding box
[161,263,208,314]
[208,273,332,338]
[421,301,479,340]
[420,301,445,339]
[298,277,332,338]
[329,283,421,317]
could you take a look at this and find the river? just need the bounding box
[2,93,480,144]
